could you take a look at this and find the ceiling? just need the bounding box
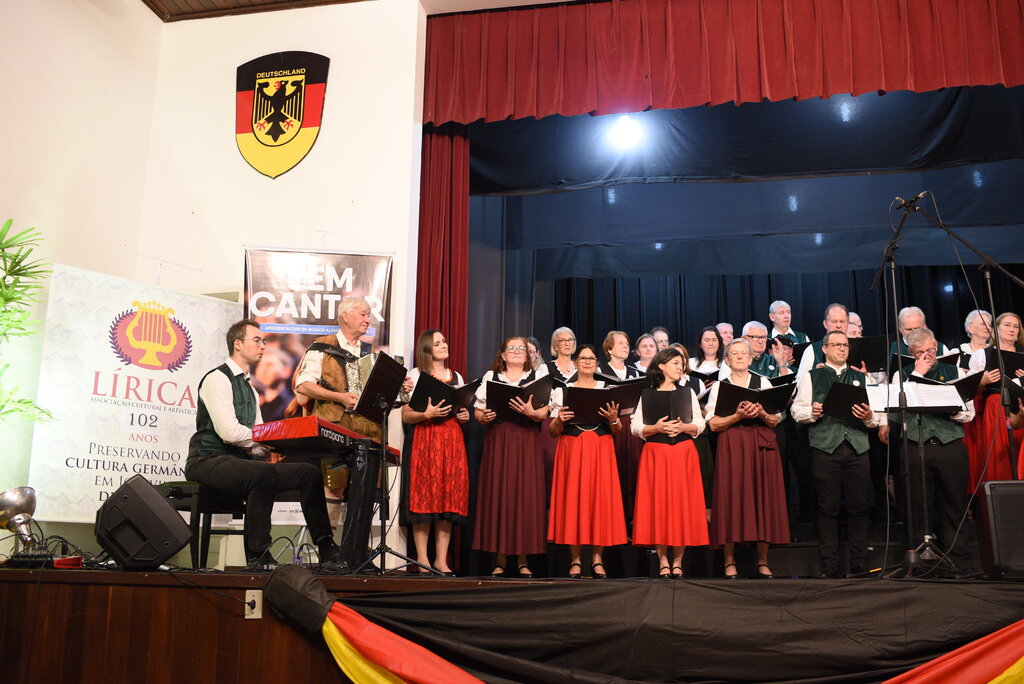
[140,0,565,22]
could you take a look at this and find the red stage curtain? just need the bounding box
[416,0,1024,355]
[424,0,1024,125]
[416,123,470,374]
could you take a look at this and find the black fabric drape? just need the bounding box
[471,86,1024,195]
[543,265,1024,357]
[341,579,1024,683]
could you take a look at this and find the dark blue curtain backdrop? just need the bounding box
[465,87,1024,374]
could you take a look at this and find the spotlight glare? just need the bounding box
[788,195,799,212]
[814,233,824,245]
[608,114,644,150]
[973,170,983,188]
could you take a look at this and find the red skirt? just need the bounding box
[709,424,790,547]
[632,440,709,548]
[547,431,627,546]
[964,393,1022,491]
[408,418,469,517]
[472,422,547,555]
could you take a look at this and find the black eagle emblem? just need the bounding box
[254,79,304,143]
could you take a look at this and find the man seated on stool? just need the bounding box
[185,318,339,570]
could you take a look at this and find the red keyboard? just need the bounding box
[253,415,400,458]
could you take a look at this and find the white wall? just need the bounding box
[0,0,428,555]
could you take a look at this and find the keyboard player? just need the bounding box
[185,319,339,570]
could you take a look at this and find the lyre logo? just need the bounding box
[109,300,192,372]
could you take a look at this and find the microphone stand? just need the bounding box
[910,202,1024,481]
[871,203,932,576]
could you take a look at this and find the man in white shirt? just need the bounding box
[768,300,810,345]
[185,319,337,569]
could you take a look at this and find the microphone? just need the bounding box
[894,191,929,207]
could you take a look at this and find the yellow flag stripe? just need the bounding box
[321,618,409,684]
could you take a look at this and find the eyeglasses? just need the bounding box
[245,337,267,346]
[745,335,768,341]
[556,337,576,344]
[825,342,849,349]
[912,347,938,357]
[576,356,598,363]
[505,346,527,353]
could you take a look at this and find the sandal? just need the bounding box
[517,564,533,578]
[568,562,582,579]
[670,566,684,579]
[658,565,672,578]
[590,562,607,579]
[724,562,738,580]
[756,563,775,579]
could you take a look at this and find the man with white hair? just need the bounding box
[716,322,734,346]
[891,306,948,357]
[720,321,793,379]
[768,300,809,344]
[294,296,380,568]
[847,312,863,338]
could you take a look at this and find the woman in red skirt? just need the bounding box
[473,336,550,578]
[968,312,1024,488]
[400,330,470,575]
[598,330,644,530]
[630,348,709,578]
[706,339,789,580]
[548,344,627,579]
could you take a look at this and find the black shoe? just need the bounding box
[568,561,582,579]
[245,550,278,572]
[590,562,608,579]
[756,564,775,579]
[315,560,352,575]
[317,539,340,564]
[723,563,738,580]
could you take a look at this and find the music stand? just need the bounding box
[352,353,439,575]
[869,382,964,577]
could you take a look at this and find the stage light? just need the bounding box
[814,233,824,245]
[653,242,663,251]
[832,94,858,123]
[607,115,644,150]
[0,486,37,546]
[788,195,799,212]
[973,170,983,188]
[944,284,954,293]
[606,187,617,205]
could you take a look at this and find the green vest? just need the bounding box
[808,366,871,454]
[772,329,809,345]
[188,364,258,459]
[893,362,964,444]
[750,353,790,378]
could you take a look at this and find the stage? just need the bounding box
[2,567,1022,683]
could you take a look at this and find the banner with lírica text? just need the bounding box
[28,265,241,523]
[243,248,393,422]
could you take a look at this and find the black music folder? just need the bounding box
[641,388,693,425]
[793,342,812,365]
[687,369,719,384]
[984,349,1024,377]
[353,352,405,424]
[486,375,554,423]
[563,383,645,423]
[714,380,794,416]
[847,335,889,373]
[769,373,797,387]
[408,374,481,415]
[821,381,870,424]
[906,370,984,403]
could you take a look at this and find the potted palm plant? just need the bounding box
[0,218,52,423]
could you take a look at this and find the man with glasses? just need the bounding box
[186,318,337,570]
[651,326,671,351]
[796,303,851,379]
[792,330,878,578]
[891,306,949,357]
[719,321,793,379]
[878,328,975,575]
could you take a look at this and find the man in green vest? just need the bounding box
[792,330,878,578]
[795,302,850,379]
[768,299,810,345]
[717,321,794,379]
[877,327,975,573]
[186,319,338,570]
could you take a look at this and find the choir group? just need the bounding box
[398,301,1023,579]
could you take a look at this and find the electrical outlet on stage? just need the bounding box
[245,590,263,620]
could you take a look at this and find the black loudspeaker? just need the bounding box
[95,474,191,570]
[978,480,1024,580]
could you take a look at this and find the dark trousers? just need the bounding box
[811,443,871,574]
[185,453,332,559]
[787,421,815,520]
[896,438,972,568]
